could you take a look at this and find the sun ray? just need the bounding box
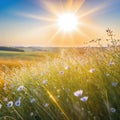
[44,87,70,120]
[58,32,75,47]
[66,0,73,10]
[73,0,86,13]
[47,29,61,45]
[60,0,65,12]
[68,33,76,46]
[79,2,110,19]
[16,12,56,22]
[76,29,91,42]
[42,0,64,16]
[60,33,66,45]
[67,0,85,14]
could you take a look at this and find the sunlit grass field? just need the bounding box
[0,47,120,120]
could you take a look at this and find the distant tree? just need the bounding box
[0,47,24,52]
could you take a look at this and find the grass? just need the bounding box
[0,51,57,79]
[0,47,120,120]
[0,51,57,61]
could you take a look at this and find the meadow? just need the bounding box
[0,46,120,120]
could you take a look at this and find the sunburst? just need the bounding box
[17,0,109,46]
[57,12,79,32]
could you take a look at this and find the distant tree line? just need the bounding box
[0,47,24,52]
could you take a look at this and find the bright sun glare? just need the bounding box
[57,12,79,32]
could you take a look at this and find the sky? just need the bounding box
[0,0,120,47]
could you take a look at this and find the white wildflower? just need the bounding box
[42,80,48,85]
[7,101,13,107]
[15,100,21,107]
[112,82,118,87]
[59,71,64,75]
[0,104,2,109]
[44,103,49,108]
[17,85,24,92]
[80,96,88,102]
[30,98,35,103]
[89,68,95,73]
[109,62,114,66]
[110,107,116,113]
[74,90,83,97]
[106,73,110,77]
[30,112,34,116]
[65,66,70,70]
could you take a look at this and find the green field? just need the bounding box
[0,48,120,120]
[0,51,57,61]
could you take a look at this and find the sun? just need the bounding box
[57,12,79,32]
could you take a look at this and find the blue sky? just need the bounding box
[0,0,120,46]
